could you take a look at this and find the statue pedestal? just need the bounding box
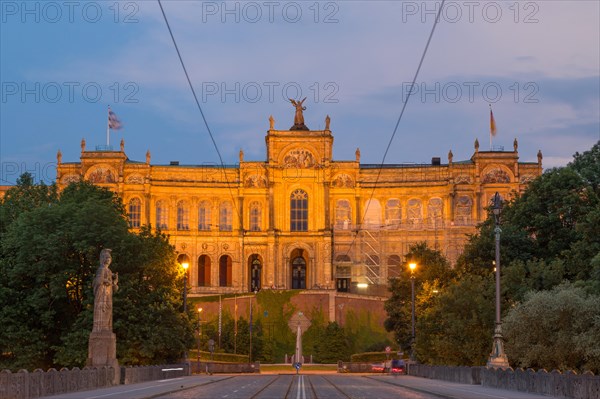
[87,330,120,384]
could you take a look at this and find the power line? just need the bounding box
[341,0,447,262]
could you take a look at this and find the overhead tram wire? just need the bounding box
[157,0,247,238]
[341,0,447,260]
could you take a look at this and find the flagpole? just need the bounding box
[489,104,492,151]
[107,106,110,147]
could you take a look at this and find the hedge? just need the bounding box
[351,351,403,362]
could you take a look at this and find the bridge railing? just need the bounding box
[407,364,600,399]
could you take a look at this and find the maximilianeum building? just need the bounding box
[55,114,542,297]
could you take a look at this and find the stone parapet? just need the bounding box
[405,364,600,399]
[190,362,259,374]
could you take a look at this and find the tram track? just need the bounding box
[248,375,296,399]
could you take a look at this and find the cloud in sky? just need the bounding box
[0,0,598,184]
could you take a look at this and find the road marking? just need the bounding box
[295,375,306,399]
[87,383,171,398]
[157,377,184,383]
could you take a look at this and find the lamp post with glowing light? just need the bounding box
[409,262,417,361]
[487,192,509,368]
[182,262,189,313]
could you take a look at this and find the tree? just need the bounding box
[503,283,600,373]
[384,243,455,354]
[416,274,495,365]
[315,322,351,363]
[0,178,193,370]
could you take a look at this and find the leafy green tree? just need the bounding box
[384,243,455,353]
[503,283,600,373]
[416,274,495,365]
[571,141,600,193]
[0,178,193,370]
[0,173,58,233]
[315,322,351,363]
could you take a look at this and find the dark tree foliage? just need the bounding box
[384,243,455,354]
[399,142,600,370]
[0,177,193,370]
[315,322,351,363]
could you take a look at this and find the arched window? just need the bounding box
[128,198,141,228]
[385,199,401,228]
[364,199,382,227]
[407,199,423,227]
[198,255,211,287]
[335,199,351,229]
[177,201,189,231]
[428,198,443,228]
[219,255,232,287]
[455,196,473,226]
[249,254,262,292]
[249,201,262,232]
[219,201,232,231]
[198,200,211,231]
[290,189,308,232]
[291,256,306,289]
[156,200,168,230]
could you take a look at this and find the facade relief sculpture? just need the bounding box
[332,174,354,188]
[88,167,116,184]
[245,174,268,188]
[482,168,511,184]
[283,148,315,168]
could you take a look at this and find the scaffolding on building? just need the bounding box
[332,217,475,295]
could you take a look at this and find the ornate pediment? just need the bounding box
[520,174,535,183]
[126,174,144,184]
[245,174,268,188]
[455,175,472,184]
[332,173,354,188]
[61,174,81,184]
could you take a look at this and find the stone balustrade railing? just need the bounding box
[407,364,600,399]
[0,364,189,399]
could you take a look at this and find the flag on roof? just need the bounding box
[108,107,123,130]
[490,106,497,137]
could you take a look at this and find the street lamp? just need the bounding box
[487,192,509,368]
[197,307,202,372]
[181,262,189,313]
[409,262,417,362]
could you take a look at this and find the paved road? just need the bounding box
[155,375,439,399]
[41,374,554,399]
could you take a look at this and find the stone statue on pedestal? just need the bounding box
[93,249,118,332]
[88,249,120,384]
[289,98,309,131]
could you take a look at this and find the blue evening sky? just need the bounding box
[1,0,599,184]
